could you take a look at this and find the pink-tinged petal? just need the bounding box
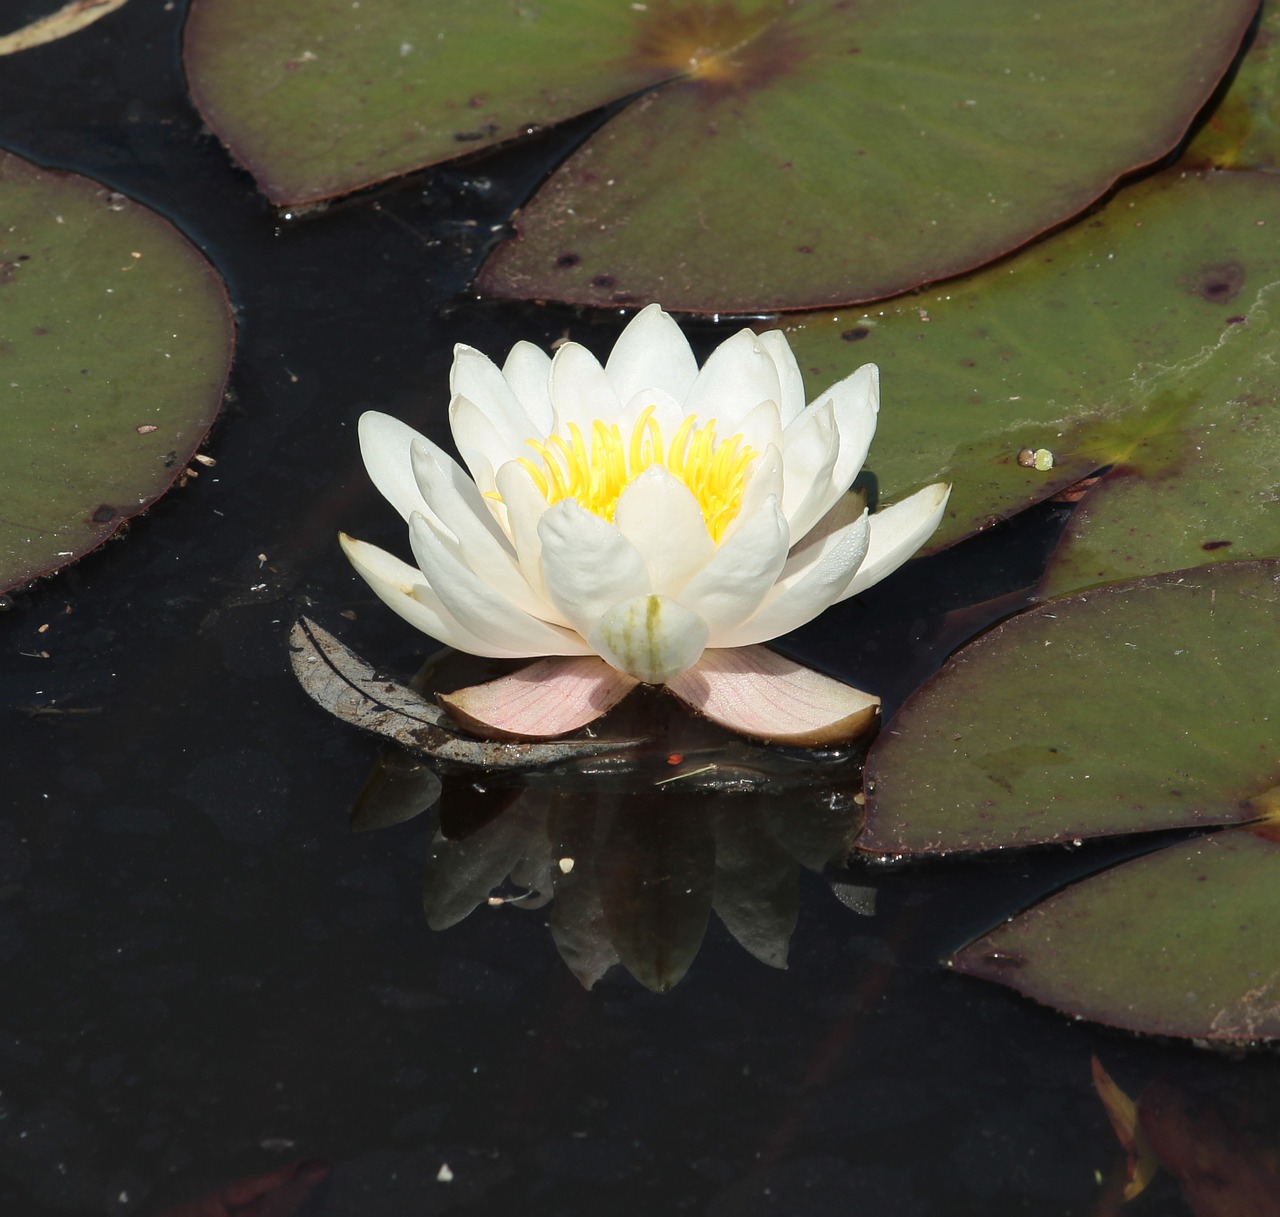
[358,412,431,522]
[500,340,554,434]
[494,458,554,600]
[678,495,789,637]
[537,500,651,637]
[409,513,590,654]
[411,439,569,627]
[340,533,535,658]
[613,467,714,596]
[448,394,516,497]
[588,593,709,683]
[686,328,782,429]
[667,646,880,746]
[605,304,699,406]
[549,341,622,432]
[712,502,870,648]
[779,398,840,539]
[439,656,637,740]
[451,344,544,447]
[838,482,951,600]
[756,329,806,426]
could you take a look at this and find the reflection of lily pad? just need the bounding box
[861,561,1280,855]
[0,150,234,592]
[784,170,1280,560]
[183,0,1256,311]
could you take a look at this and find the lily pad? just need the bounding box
[182,0,1256,313]
[951,828,1280,1043]
[860,561,1280,855]
[782,169,1280,558]
[0,149,234,593]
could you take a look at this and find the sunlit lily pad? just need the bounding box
[952,828,1280,1043]
[860,561,1280,855]
[783,170,1280,558]
[0,149,234,592]
[182,0,1256,312]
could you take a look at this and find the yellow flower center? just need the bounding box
[514,405,756,543]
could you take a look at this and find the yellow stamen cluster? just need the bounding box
[516,405,757,543]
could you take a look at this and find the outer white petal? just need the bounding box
[838,483,951,600]
[779,398,840,540]
[500,340,554,434]
[409,513,590,655]
[713,505,870,647]
[340,533,535,658]
[685,328,782,429]
[604,304,699,406]
[588,594,709,684]
[410,438,569,627]
[451,344,544,447]
[612,466,714,596]
[448,394,518,498]
[549,341,622,431]
[357,412,431,522]
[826,362,880,492]
[756,329,807,426]
[679,495,790,639]
[537,500,651,638]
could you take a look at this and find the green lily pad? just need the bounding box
[782,169,1280,557]
[860,561,1280,855]
[0,150,234,593]
[182,0,1256,313]
[951,828,1280,1043]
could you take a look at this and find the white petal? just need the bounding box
[537,500,651,638]
[612,467,714,597]
[340,533,533,658]
[409,513,590,655]
[667,646,879,745]
[451,344,544,447]
[723,442,784,543]
[588,594,709,683]
[679,495,790,638]
[501,340,554,434]
[618,386,686,439]
[357,412,431,522]
[686,328,781,429]
[839,483,951,600]
[714,503,870,647]
[448,394,518,498]
[731,398,783,458]
[604,304,699,406]
[826,362,880,492]
[549,341,622,432]
[494,459,554,601]
[439,656,637,739]
[756,328,807,426]
[779,398,840,540]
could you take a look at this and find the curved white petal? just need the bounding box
[451,344,543,448]
[549,341,621,432]
[838,483,951,600]
[493,459,554,602]
[756,329,807,427]
[448,394,518,498]
[340,533,534,658]
[723,442,784,543]
[612,466,714,596]
[679,495,790,639]
[604,304,699,406]
[358,412,430,522]
[588,593,709,684]
[732,398,783,458]
[779,398,840,540]
[537,500,651,638]
[619,386,685,439]
[500,340,554,434]
[826,362,880,492]
[409,513,590,655]
[686,328,781,429]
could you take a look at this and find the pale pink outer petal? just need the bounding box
[500,341,555,434]
[604,304,699,406]
[588,593,710,684]
[451,344,545,445]
[756,329,807,426]
[358,412,431,522]
[666,645,880,746]
[549,342,622,432]
[685,328,782,429]
[679,495,790,639]
[438,656,637,740]
[779,399,840,540]
[612,467,714,596]
[712,506,870,648]
[448,394,517,497]
[409,513,591,655]
[537,500,652,638]
[410,439,570,627]
[838,483,951,600]
[340,534,539,658]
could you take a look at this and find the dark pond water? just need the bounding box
[2,4,1277,1215]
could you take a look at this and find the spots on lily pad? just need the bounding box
[1186,260,1245,303]
[841,327,871,342]
[1202,539,1233,551]
[555,252,580,268]
[89,504,119,524]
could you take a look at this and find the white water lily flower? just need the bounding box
[341,304,949,743]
